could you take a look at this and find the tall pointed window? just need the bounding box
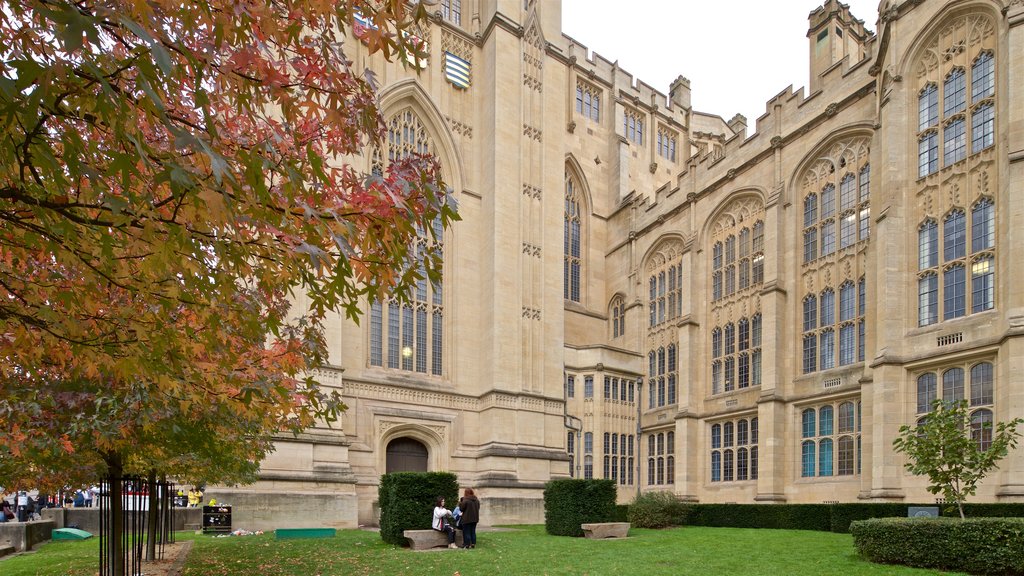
[369,110,444,376]
[917,201,995,325]
[918,46,995,178]
[564,172,582,302]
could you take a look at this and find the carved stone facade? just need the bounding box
[212,0,1024,529]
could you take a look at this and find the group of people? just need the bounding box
[175,486,204,507]
[431,488,481,549]
[0,491,58,522]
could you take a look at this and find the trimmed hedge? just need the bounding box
[543,479,617,536]
[675,502,1024,533]
[685,503,832,531]
[628,491,687,529]
[378,471,459,545]
[851,517,1024,575]
[828,503,915,533]
[611,504,630,523]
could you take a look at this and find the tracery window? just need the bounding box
[803,163,870,264]
[647,345,677,408]
[710,418,758,483]
[648,254,682,328]
[657,127,677,162]
[918,45,994,178]
[610,295,625,338]
[713,219,765,301]
[800,401,860,478]
[917,199,995,326]
[802,279,865,374]
[711,315,761,394]
[624,108,644,145]
[370,110,444,376]
[564,171,582,302]
[575,81,601,122]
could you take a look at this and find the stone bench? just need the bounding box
[581,522,630,539]
[403,529,463,550]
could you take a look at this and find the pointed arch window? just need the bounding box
[919,202,995,325]
[564,172,582,302]
[918,48,995,177]
[369,110,444,376]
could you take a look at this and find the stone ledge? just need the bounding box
[580,522,630,539]
[403,528,463,550]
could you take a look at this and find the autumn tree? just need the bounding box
[0,0,454,501]
[893,400,1023,519]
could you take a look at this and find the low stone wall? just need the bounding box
[204,490,359,531]
[42,507,200,534]
[0,520,55,552]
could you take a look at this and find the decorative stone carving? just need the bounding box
[441,31,472,62]
[710,197,765,238]
[917,15,994,78]
[522,184,542,199]
[645,238,686,273]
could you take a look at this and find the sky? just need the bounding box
[561,0,879,130]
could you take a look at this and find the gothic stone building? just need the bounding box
[208,0,1024,529]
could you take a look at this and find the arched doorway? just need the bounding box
[386,437,428,473]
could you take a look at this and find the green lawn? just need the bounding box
[1,525,967,575]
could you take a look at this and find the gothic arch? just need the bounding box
[378,423,447,473]
[894,1,1000,82]
[641,234,687,275]
[786,124,874,207]
[564,154,594,216]
[377,78,465,195]
[699,189,767,251]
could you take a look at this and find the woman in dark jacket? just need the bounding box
[458,488,481,549]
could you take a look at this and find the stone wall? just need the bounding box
[0,520,55,552]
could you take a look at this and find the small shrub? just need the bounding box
[628,491,687,528]
[543,479,617,536]
[851,517,1024,575]
[378,471,459,545]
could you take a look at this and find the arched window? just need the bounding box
[917,373,937,413]
[737,447,748,481]
[564,172,582,302]
[971,409,994,451]
[802,409,816,439]
[610,295,625,339]
[369,109,444,376]
[801,440,816,477]
[819,438,834,477]
[942,368,964,403]
[970,362,993,406]
[837,436,855,476]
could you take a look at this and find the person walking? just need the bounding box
[458,488,481,549]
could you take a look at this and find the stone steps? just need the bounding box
[0,543,15,558]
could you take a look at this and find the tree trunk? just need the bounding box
[146,469,158,561]
[105,453,125,576]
